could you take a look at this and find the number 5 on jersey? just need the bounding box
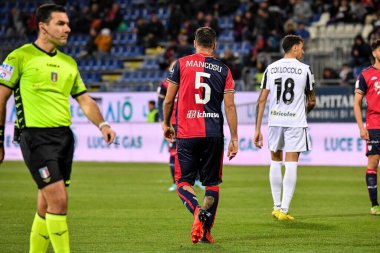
[195,72,211,104]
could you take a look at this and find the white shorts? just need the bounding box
[268,126,311,152]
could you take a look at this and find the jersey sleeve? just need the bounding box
[70,69,87,98]
[355,73,367,94]
[0,50,21,89]
[224,68,235,93]
[306,66,315,91]
[166,60,180,85]
[260,68,269,90]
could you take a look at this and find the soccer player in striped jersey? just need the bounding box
[354,39,380,215]
[162,27,238,243]
[254,35,316,221]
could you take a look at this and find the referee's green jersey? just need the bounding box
[0,43,87,128]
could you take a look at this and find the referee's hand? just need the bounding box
[101,126,116,145]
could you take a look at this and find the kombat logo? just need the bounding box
[38,166,51,183]
[51,72,58,82]
[187,110,220,119]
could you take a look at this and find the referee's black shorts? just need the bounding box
[175,137,224,186]
[20,127,75,189]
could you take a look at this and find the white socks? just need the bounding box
[270,161,298,213]
[270,160,283,210]
[281,162,298,213]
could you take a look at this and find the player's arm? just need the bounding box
[254,89,269,148]
[75,93,116,144]
[306,89,316,113]
[353,90,368,140]
[162,81,178,142]
[0,85,13,164]
[224,92,238,160]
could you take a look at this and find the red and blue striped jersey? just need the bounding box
[167,53,234,138]
[356,66,380,129]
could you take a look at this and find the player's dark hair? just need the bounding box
[282,35,304,53]
[371,39,380,51]
[195,27,216,48]
[36,3,67,31]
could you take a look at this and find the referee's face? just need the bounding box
[44,12,71,47]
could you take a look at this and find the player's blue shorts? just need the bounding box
[366,129,380,156]
[175,137,224,186]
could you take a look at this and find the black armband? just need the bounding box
[0,126,4,143]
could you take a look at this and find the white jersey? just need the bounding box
[261,58,314,127]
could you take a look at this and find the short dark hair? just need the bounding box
[282,35,304,53]
[195,27,216,48]
[371,39,380,51]
[36,4,67,31]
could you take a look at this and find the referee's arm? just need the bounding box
[75,93,116,145]
[0,85,13,163]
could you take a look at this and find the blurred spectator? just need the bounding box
[295,22,310,41]
[349,0,367,23]
[233,14,245,42]
[350,35,372,76]
[266,30,281,52]
[94,28,112,54]
[254,2,270,38]
[321,67,339,85]
[339,63,354,85]
[167,4,183,40]
[204,13,219,36]
[146,13,165,48]
[6,8,27,36]
[329,0,351,23]
[135,18,149,47]
[101,3,123,31]
[176,35,193,58]
[147,100,159,122]
[254,61,266,90]
[221,48,242,80]
[292,0,313,24]
[284,19,297,35]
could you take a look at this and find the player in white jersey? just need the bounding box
[254,35,316,221]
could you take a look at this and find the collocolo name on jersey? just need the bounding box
[186,60,222,73]
[270,66,303,75]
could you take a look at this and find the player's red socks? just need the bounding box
[177,182,199,214]
[366,168,379,207]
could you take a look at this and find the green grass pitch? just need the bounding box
[0,161,379,253]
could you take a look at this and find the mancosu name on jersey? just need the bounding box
[185,60,222,73]
[187,110,220,119]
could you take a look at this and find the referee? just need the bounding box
[0,4,116,253]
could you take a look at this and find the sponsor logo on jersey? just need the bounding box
[51,72,58,82]
[0,63,14,81]
[270,109,296,117]
[375,81,380,94]
[187,110,220,118]
[38,166,51,183]
[371,76,378,81]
